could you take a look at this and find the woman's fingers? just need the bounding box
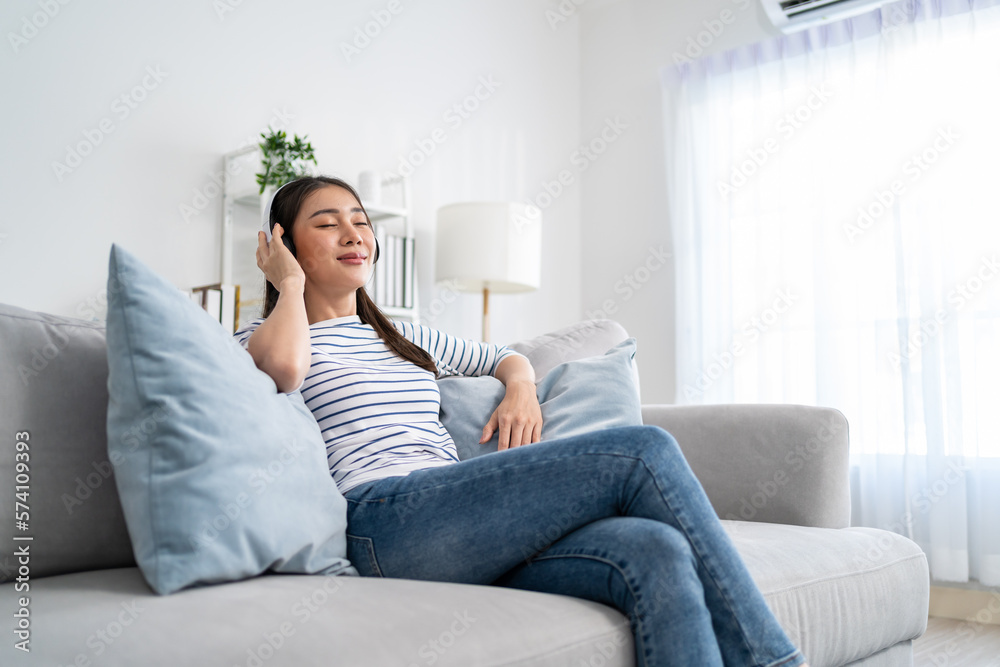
[480,412,497,444]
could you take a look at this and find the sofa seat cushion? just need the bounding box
[0,568,634,667]
[722,520,929,667]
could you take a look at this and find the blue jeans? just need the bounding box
[342,425,806,667]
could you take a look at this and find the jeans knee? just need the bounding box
[623,425,683,466]
[612,517,694,567]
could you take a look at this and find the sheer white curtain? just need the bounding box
[665,0,1000,586]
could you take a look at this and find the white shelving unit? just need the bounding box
[220,147,419,327]
[363,175,419,323]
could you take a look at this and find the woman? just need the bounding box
[234,175,809,667]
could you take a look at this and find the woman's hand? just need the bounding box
[256,223,305,289]
[481,378,543,450]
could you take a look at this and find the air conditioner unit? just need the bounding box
[761,0,892,34]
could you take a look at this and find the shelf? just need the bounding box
[234,191,261,207]
[220,159,420,324]
[364,203,408,221]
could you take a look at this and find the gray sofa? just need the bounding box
[0,304,928,666]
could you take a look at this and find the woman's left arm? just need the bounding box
[481,354,543,451]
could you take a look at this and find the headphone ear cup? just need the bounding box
[373,237,380,263]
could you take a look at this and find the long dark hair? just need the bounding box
[260,175,437,375]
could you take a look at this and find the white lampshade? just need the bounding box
[434,202,542,293]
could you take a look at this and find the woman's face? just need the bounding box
[291,185,376,294]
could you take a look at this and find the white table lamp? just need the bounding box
[435,202,542,342]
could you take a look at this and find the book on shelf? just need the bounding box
[189,283,238,333]
[384,234,396,307]
[373,223,387,306]
[366,227,415,311]
[393,235,404,308]
[403,236,415,309]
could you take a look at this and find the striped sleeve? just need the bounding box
[233,317,266,351]
[391,320,525,378]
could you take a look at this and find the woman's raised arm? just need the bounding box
[245,225,311,393]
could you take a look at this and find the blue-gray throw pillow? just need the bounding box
[439,338,642,460]
[105,244,357,595]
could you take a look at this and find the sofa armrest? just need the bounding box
[641,404,850,529]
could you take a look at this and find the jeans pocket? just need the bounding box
[346,533,384,578]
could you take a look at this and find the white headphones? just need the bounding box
[260,182,292,242]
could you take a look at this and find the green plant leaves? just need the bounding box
[256,128,319,194]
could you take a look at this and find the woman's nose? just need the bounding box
[343,226,364,245]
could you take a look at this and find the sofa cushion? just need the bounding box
[0,567,633,667]
[439,338,643,460]
[104,244,356,595]
[0,303,136,583]
[722,520,929,667]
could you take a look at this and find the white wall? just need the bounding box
[0,0,581,347]
[1,0,790,402]
[578,0,778,403]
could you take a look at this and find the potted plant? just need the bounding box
[255,128,318,195]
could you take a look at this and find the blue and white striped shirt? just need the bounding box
[234,315,521,494]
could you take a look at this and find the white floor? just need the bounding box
[913,617,1000,667]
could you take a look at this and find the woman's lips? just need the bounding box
[337,253,367,265]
